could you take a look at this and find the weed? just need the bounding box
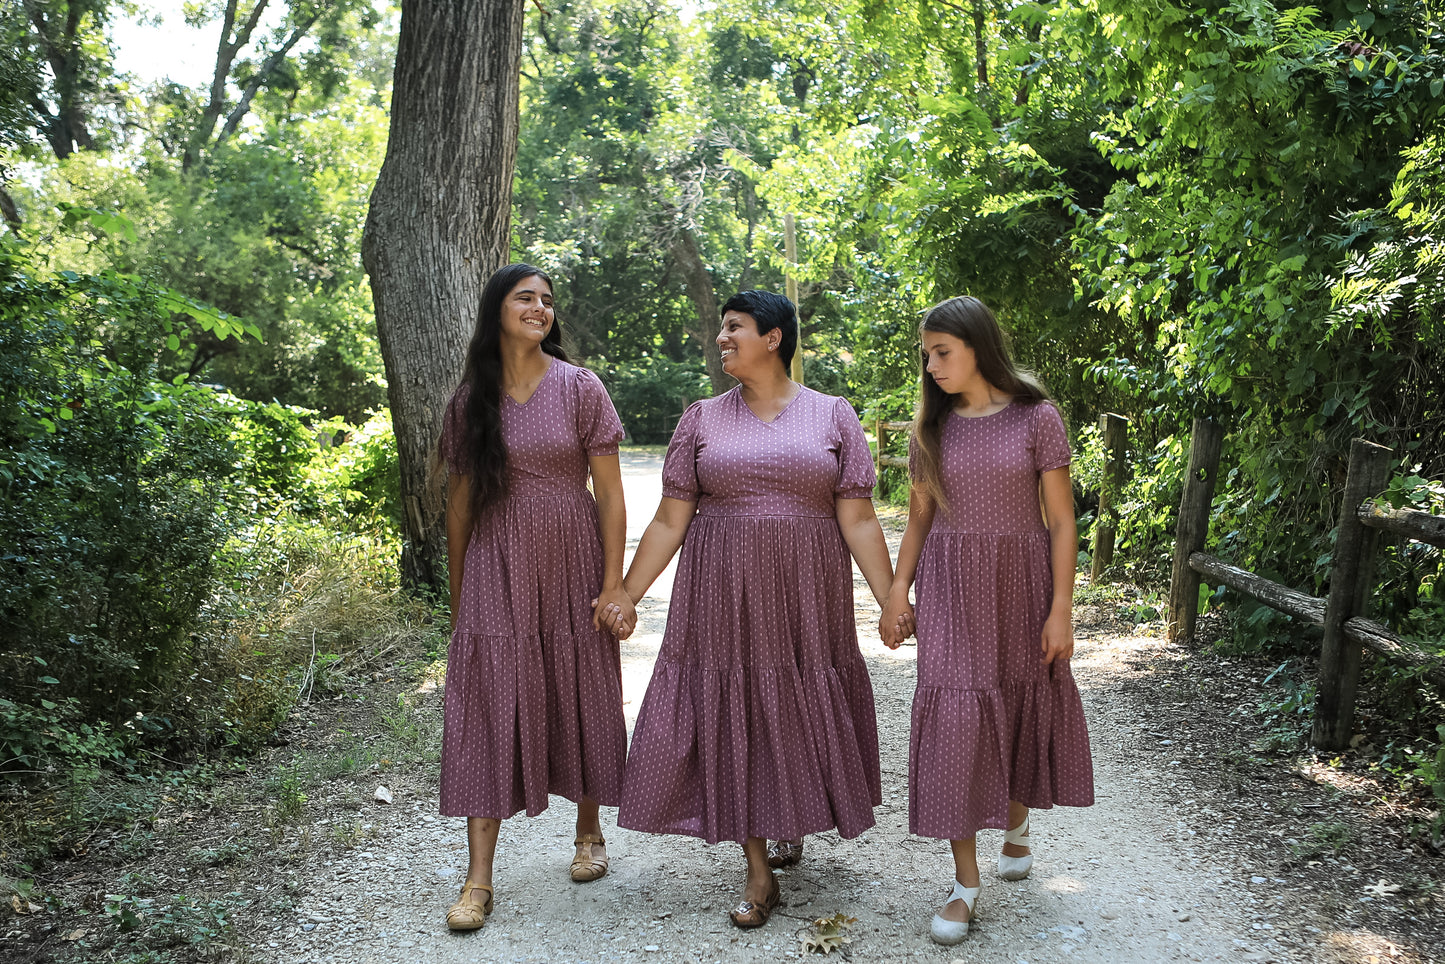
[104,892,145,932]
[1288,820,1354,860]
[188,841,245,868]
[1251,662,1314,754]
[147,892,240,948]
[330,818,373,848]
[266,765,308,825]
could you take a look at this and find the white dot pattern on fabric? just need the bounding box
[907,401,1095,841]
[618,386,883,845]
[436,359,628,820]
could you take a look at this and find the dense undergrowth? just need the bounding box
[0,218,447,920]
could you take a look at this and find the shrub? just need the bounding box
[595,356,710,444]
[0,221,256,763]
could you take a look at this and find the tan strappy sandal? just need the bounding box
[729,876,781,928]
[446,880,493,931]
[570,833,609,882]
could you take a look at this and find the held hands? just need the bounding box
[591,587,637,640]
[1040,608,1074,664]
[879,592,916,650]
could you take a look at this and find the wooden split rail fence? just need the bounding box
[873,419,912,480]
[1167,418,1445,750]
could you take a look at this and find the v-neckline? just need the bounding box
[505,357,555,407]
[740,384,803,425]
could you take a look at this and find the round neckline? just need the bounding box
[950,398,1015,420]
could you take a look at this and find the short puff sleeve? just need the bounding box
[833,396,878,499]
[440,383,470,475]
[1030,402,1072,473]
[574,367,625,456]
[660,400,705,502]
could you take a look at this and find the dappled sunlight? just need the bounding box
[1039,875,1090,895]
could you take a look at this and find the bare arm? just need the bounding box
[446,474,474,631]
[881,486,937,647]
[835,496,895,618]
[622,496,698,604]
[589,453,635,635]
[1039,464,1077,663]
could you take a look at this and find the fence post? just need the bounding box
[1167,418,1223,644]
[1091,413,1130,582]
[875,418,885,487]
[1311,439,1393,750]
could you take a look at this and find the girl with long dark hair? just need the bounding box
[438,263,634,931]
[881,295,1094,945]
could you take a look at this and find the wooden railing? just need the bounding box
[1167,418,1445,750]
[872,419,912,482]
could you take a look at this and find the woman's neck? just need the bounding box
[736,366,797,404]
[500,340,552,380]
[952,376,1009,416]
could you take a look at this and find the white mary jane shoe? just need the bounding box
[929,878,980,945]
[997,814,1033,881]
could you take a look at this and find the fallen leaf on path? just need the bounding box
[374,786,393,804]
[61,928,87,941]
[1362,879,1401,898]
[11,896,41,914]
[799,912,857,954]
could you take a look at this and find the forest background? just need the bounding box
[1,0,1443,921]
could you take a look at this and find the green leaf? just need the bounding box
[39,676,59,685]
[166,333,181,351]
[1431,78,1444,99]
[40,699,57,710]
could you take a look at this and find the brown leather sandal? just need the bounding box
[570,833,609,882]
[728,877,780,928]
[445,880,493,931]
[766,838,803,869]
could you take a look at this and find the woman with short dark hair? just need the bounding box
[616,290,896,928]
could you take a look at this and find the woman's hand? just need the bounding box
[1040,608,1074,664]
[592,587,637,639]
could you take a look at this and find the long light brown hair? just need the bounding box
[912,296,1053,513]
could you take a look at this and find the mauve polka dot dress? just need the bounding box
[437,359,628,820]
[618,386,883,844]
[908,401,1095,841]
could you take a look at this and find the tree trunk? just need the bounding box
[669,229,730,396]
[362,0,525,594]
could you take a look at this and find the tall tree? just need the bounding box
[362,0,526,592]
[19,0,111,159]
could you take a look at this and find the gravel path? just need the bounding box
[249,455,1321,963]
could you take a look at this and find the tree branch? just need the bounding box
[215,9,324,148]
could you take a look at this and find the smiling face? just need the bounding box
[921,330,979,394]
[716,309,779,378]
[497,274,555,346]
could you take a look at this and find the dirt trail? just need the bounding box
[253,455,1325,963]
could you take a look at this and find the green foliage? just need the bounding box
[0,694,125,777]
[0,220,250,742]
[596,356,711,443]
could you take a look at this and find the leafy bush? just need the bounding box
[0,226,256,754]
[596,355,711,443]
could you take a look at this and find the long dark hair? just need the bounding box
[455,263,568,517]
[912,295,1052,512]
